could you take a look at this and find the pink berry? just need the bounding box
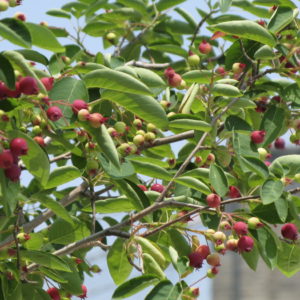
[188,251,204,269]
[164,67,175,78]
[274,137,285,149]
[47,106,63,121]
[41,77,54,91]
[233,221,248,236]
[206,253,221,266]
[33,136,45,147]
[46,287,60,300]
[79,285,87,299]
[168,73,182,87]
[18,76,39,95]
[206,193,221,208]
[0,150,14,169]
[228,186,241,198]
[72,99,88,114]
[14,12,26,21]
[5,164,21,182]
[199,40,212,54]
[251,130,266,144]
[196,245,210,259]
[237,236,254,252]
[281,223,298,241]
[138,184,147,191]
[88,113,105,128]
[216,66,226,75]
[10,138,28,156]
[150,183,164,193]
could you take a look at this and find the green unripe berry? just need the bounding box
[32,125,42,135]
[188,54,200,66]
[147,123,156,133]
[114,121,127,134]
[133,134,145,146]
[144,132,156,143]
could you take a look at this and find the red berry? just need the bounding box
[150,183,164,193]
[41,77,54,91]
[5,164,21,182]
[46,287,61,300]
[233,221,248,236]
[232,62,246,74]
[0,150,14,169]
[18,76,39,95]
[257,20,266,26]
[47,106,63,121]
[196,245,210,259]
[274,138,285,149]
[271,95,281,102]
[199,40,212,54]
[191,287,200,296]
[264,161,271,167]
[164,67,175,78]
[216,66,226,75]
[79,285,87,299]
[168,73,182,87]
[72,99,88,114]
[237,236,254,252]
[0,81,20,99]
[10,138,28,156]
[228,186,241,198]
[188,251,204,268]
[206,193,221,208]
[251,130,266,144]
[177,210,192,223]
[138,184,147,191]
[14,12,26,21]
[281,223,298,241]
[206,253,221,266]
[33,136,45,147]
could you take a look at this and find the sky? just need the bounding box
[0,1,214,299]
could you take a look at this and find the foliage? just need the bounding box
[0,0,300,299]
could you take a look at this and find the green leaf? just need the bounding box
[84,69,152,96]
[274,195,288,222]
[99,155,135,179]
[143,253,166,279]
[0,53,15,89]
[260,106,285,147]
[45,166,81,189]
[242,243,260,271]
[112,275,159,299]
[225,115,252,132]
[156,0,186,11]
[175,176,211,195]
[169,119,211,132]
[220,0,232,12]
[253,0,297,8]
[232,0,269,18]
[145,281,182,300]
[48,218,90,245]
[3,50,47,93]
[0,19,31,48]
[107,238,133,285]
[268,6,296,33]
[260,179,284,205]
[210,20,276,47]
[101,90,168,129]
[277,242,300,277]
[129,158,172,181]
[270,155,300,178]
[167,228,191,257]
[25,23,65,52]
[149,44,187,57]
[15,49,49,66]
[88,124,120,169]
[9,131,50,185]
[118,0,147,15]
[49,77,89,122]
[240,156,269,179]
[209,164,228,197]
[254,45,276,59]
[21,250,71,272]
[38,196,74,225]
[83,21,117,36]
[212,83,243,97]
[282,83,300,106]
[133,67,166,88]
[233,132,258,158]
[83,196,135,213]
[178,83,199,114]
[182,70,213,84]
[46,9,71,19]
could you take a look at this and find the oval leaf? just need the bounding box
[209,164,228,197]
[212,83,243,97]
[260,179,284,205]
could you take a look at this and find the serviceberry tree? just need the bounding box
[0,0,299,299]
